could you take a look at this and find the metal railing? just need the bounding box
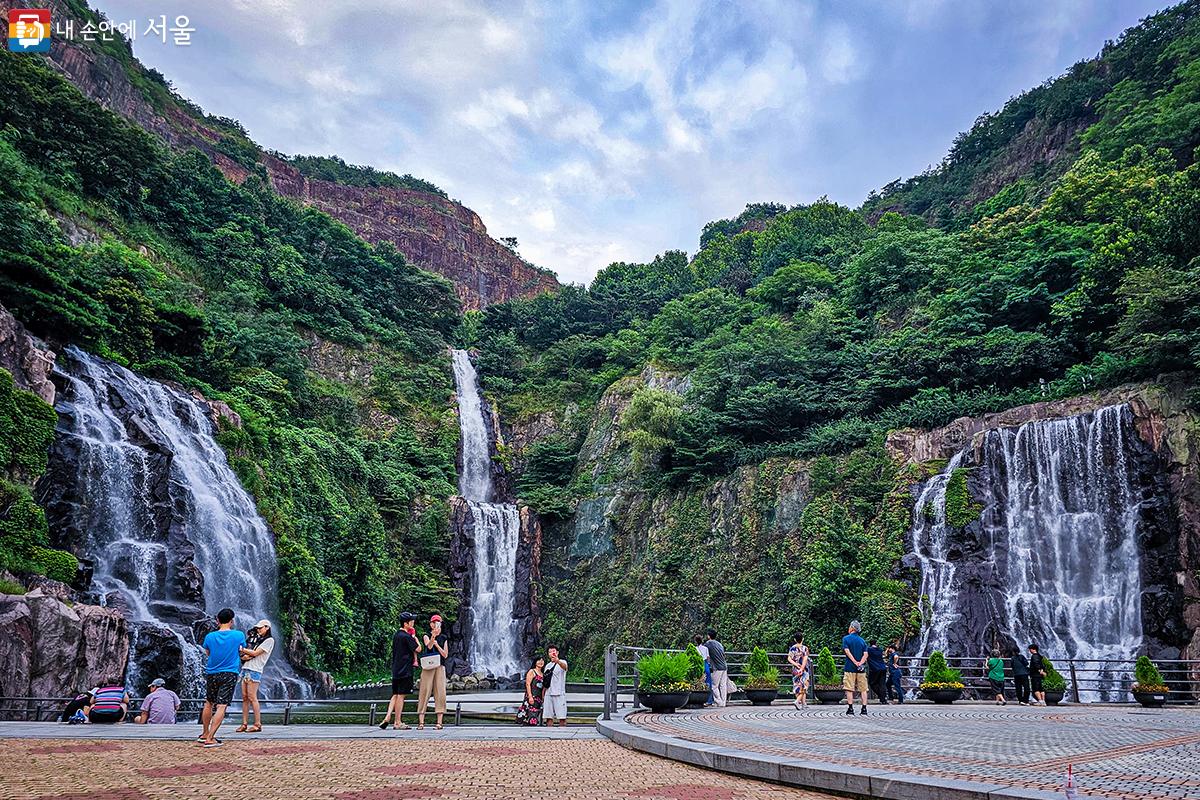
[0,694,606,725]
[601,644,1200,718]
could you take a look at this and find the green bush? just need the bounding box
[944,468,983,527]
[0,577,25,595]
[1132,655,1168,691]
[1043,661,1067,692]
[920,650,964,689]
[30,546,79,584]
[745,646,779,689]
[685,643,705,682]
[814,646,839,687]
[636,651,691,692]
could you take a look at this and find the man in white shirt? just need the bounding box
[543,645,569,726]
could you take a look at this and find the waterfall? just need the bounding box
[50,347,309,698]
[912,452,966,656]
[450,349,521,677]
[912,404,1145,700]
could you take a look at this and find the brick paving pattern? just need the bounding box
[1,736,834,800]
[628,703,1200,798]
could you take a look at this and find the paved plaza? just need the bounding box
[0,725,834,800]
[604,703,1200,799]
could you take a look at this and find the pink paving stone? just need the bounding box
[34,792,149,800]
[628,784,742,800]
[137,762,246,778]
[466,745,534,756]
[28,742,124,755]
[245,744,333,756]
[372,761,466,776]
[332,786,447,800]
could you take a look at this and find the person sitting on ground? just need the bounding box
[515,656,545,726]
[87,679,128,724]
[866,639,889,704]
[842,621,869,716]
[236,619,275,733]
[542,645,569,727]
[135,678,180,724]
[986,648,1006,705]
[60,689,92,723]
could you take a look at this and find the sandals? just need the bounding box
[235,724,248,733]
[247,725,262,733]
[417,723,425,730]
[436,723,443,730]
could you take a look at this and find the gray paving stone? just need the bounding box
[871,772,1006,800]
[778,760,891,796]
[710,748,781,782]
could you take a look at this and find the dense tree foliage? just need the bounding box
[0,53,460,676]
[286,155,447,197]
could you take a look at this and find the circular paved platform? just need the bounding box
[600,703,1200,800]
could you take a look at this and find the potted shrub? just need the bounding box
[812,646,844,703]
[684,643,709,708]
[635,651,691,713]
[1042,661,1066,705]
[1130,655,1170,708]
[743,647,780,705]
[918,651,964,703]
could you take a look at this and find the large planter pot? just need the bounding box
[921,687,964,704]
[685,689,709,708]
[1133,690,1168,708]
[814,687,844,704]
[637,690,689,713]
[744,688,778,706]
[1044,689,1065,706]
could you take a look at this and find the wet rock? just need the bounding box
[0,303,56,405]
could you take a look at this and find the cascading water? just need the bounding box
[911,405,1145,700]
[450,349,521,677]
[50,347,309,698]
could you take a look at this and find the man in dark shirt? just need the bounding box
[842,621,869,715]
[1027,644,1046,705]
[381,612,418,730]
[866,640,889,704]
[1012,647,1031,705]
[705,630,729,707]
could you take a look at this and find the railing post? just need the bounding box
[368,703,376,727]
[1069,659,1081,704]
[455,702,461,726]
[603,644,616,720]
[282,701,291,726]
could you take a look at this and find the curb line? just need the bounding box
[595,710,1062,800]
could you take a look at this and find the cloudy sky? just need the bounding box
[93,0,1166,285]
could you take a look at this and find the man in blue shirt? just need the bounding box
[842,620,869,716]
[866,640,889,704]
[198,607,246,747]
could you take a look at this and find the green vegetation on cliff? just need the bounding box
[474,1,1200,670]
[0,52,460,675]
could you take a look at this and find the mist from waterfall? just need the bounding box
[53,347,309,698]
[912,404,1145,700]
[450,349,521,677]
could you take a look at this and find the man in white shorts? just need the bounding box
[543,645,568,726]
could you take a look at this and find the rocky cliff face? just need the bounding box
[0,305,55,405]
[888,378,1200,674]
[14,1,558,309]
[0,583,129,701]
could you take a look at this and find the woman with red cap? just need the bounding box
[417,613,449,730]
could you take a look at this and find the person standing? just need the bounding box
[787,633,810,709]
[693,634,713,705]
[135,678,180,724]
[199,607,246,747]
[842,621,869,716]
[380,612,418,730]
[1012,647,1031,705]
[417,614,449,730]
[866,639,889,704]
[705,630,729,707]
[1028,644,1046,705]
[515,657,545,726]
[236,619,275,733]
[885,643,904,703]
[543,645,569,726]
[986,648,1007,705]
[87,680,128,724]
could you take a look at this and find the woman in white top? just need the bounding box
[236,619,275,733]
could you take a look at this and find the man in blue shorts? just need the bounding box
[198,607,245,747]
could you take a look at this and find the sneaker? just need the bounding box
[202,740,224,748]
[845,705,854,715]
[859,706,868,715]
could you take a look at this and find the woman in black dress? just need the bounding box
[515,656,545,726]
